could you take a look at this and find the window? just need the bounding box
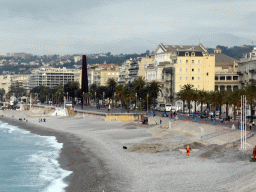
[206,73,209,76]
[186,68,188,72]
[104,73,106,76]
[185,52,189,56]
[215,76,218,80]
[192,52,195,56]
[197,85,200,88]
[112,73,115,75]
[198,60,201,64]
[108,73,110,76]
[198,68,200,72]
[186,60,188,63]
[186,77,188,80]
[180,60,182,64]
[180,85,182,88]
[226,76,232,80]
[220,86,225,91]
[192,60,194,64]
[233,76,238,80]
[116,73,119,75]
[192,77,194,80]
[227,86,231,90]
[192,68,194,72]
[198,77,200,80]
[180,68,182,72]
[233,86,238,90]
[180,77,182,80]
[215,85,218,91]
[220,76,225,80]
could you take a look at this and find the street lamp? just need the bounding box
[114,92,116,108]
[135,93,137,110]
[103,92,105,107]
[147,93,149,112]
[67,92,68,101]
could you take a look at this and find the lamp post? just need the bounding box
[95,92,96,104]
[135,93,137,110]
[103,92,105,107]
[82,92,84,110]
[114,92,116,108]
[147,93,149,112]
[67,92,68,101]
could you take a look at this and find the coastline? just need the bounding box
[0,116,114,192]
[1,111,256,191]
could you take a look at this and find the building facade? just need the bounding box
[214,48,239,91]
[29,67,80,89]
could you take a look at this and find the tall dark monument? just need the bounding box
[81,55,88,108]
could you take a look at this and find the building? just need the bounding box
[237,52,256,88]
[88,64,120,86]
[154,43,215,103]
[11,74,30,95]
[0,75,12,95]
[29,67,81,90]
[214,48,239,91]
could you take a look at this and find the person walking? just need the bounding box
[249,122,252,130]
[238,120,241,129]
[171,113,173,119]
[186,145,191,156]
[160,119,162,124]
[155,120,157,125]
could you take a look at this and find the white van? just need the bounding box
[159,103,172,112]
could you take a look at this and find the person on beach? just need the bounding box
[186,145,191,156]
[155,120,157,125]
[39,118,40,123]
[160,119,162,124]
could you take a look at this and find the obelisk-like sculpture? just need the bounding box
[81,55,88,108]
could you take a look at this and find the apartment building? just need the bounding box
[154,43,215,103]
[214,48,239,91]
[0,75,12,94]
[237,47,256,88]
[29,67,81,89]
[88,64,120,86]
[11,75,30,95]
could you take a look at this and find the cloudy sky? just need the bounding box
[0,0,255,55]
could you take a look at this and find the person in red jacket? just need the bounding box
[253,145,256,159]
[186,145,191,156]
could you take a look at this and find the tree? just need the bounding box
[0,88,5,101]
[149,80,162,108]
[106,78,117,99]
[30,85,50,103]
[52,85,64,104]
[179,84,194,113]
[245,82,256,122]
[64,81,79,99]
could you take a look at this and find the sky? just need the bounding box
[0,0,255,55]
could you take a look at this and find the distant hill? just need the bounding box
[207,45,254,60]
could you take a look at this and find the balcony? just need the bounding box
[249,79,255,82]
[237,72,243,75]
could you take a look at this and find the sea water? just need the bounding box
[0,121,72,192]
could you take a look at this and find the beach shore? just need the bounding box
[1,110,256,191]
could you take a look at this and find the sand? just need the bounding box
[1,109,256,191]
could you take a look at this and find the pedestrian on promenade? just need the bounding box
[155,120,157,125]
[221,118,224,123]
[253,121,255,128]
[238,120,241,129]
[171,113,173,119]
[249,122,252,130]
[160,119,162,124]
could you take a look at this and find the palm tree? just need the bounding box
[149,80,162,109]
[180,84,194,113]
[245,82,256,122]
[132,76,146,99]
[106,78,117,98]
[197,90,207,112]
[83,92,93,105]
